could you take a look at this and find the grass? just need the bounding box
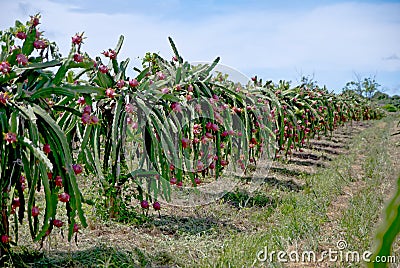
[336,119,400,267]
[197,118,398,267]
[5,117,400,267]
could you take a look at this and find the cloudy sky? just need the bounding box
[1,0,399,95]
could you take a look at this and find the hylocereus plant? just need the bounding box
[0,14,99,256]
[0,14,386,259]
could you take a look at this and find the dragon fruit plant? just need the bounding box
[0,14,110,256]
[0,14,385,258]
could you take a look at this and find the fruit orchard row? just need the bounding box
[0,15,384,254]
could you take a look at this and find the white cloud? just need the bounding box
[383,54,400,61]
[0,0,399,93]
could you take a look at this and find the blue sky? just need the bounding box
[1,0,399,95]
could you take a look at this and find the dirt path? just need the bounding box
[288,119,400,267]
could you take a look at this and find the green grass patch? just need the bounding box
[199,118,396,267]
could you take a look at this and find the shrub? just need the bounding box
[382,104,397,112]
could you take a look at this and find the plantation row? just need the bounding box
[0,15,384,255]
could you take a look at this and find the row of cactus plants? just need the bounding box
[0,15,92,256]
[0,15,384,256]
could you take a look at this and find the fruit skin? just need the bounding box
[0,92,10,105]
[129,78,139,87]
[58,192,70,203]
[3,132,17,144]
[153,201,161,211]
[53,219,63,228]
[102,49,117,59]
[0,61,11,74]
[1,235,10,244]
[43,143,51,154]
[16,31,27,40]
[156,71,165,80]
[211,123,219,132]
[98,65,108,74]
[12,198,20,208]
[116,80,125,88]
[197,161,204,172]
[125,103,134,113]
[73,53,83,63]
[90,116,99,124]
[140,200,149,209]
[77,96,86,105]
[170,177,177,185]
[105,88,116,98]
[31,206,40,217]
[205,132,213,139]
[73,223,79,233]
[71,34,83,45]
[181,137,190,149]
[209,162,215,169]
[72,164,83,175]
[81,113,91,125]
[16,54,28,65]
[30,15,40,26]
[107,50,115,58]
[83,105,92,114]
[33,40,47,49]
[171,102,182,113]
[220,159,229,166]
[55,176,63,187]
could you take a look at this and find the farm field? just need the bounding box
[6,116,399,267]
[1,15,400,268]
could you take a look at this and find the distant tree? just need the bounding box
[300,75,317,87]
[363,77,381,98]
[343,74,380,99]
[343,81,363,96]
[372,91,389,100]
